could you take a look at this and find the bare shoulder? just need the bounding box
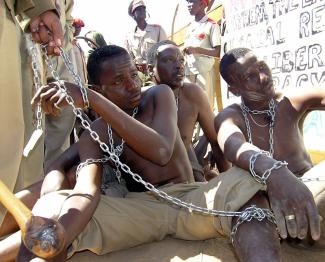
[146,84,174,100]
[214,104,242,130]
[81,118,108,143]
[182,82,207,103]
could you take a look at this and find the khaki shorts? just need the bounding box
[34,167,263,257]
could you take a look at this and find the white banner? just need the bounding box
[221,0,325,150]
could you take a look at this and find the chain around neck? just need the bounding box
[240,99,276,157]
[107,106,138,181]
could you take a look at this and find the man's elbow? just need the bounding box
[155,147,173,166]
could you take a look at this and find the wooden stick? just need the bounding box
[0,180,65,258]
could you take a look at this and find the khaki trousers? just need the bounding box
[0,2,43,224]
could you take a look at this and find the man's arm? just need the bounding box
[41,142,80,196]
[215,108,320,241]
[32,83,178,166]
[184,21,221,58]
[53,121,104,246]
[194,85,231,172]
[288,87,325,113]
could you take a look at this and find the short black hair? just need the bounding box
[87,45,129,85]
[220,47,252,84]
[147,40,177,66]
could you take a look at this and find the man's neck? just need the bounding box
[137,20,147,31]
[194,11,206,22]
[242,99,273,111]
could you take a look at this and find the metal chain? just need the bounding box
[230,205,277,245]
[249,151,288,185]
[30,43,43,130]
[36,43,276,238]
[241,99,276,157]
[107,107,138,182]
[241,100,325,184]
[76,157,110,178]
[57,46,89,109]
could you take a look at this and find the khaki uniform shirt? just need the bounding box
[184,15,221,76]
[126,24,167,65]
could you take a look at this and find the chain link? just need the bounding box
[241,99,276,157]
[35,42,278,241]
[249,151,288,185]
[30,42,43,130]
[107,107,138,182]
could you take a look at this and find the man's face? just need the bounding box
[230,52,275,103]
[133,6,146,22]
[154,45,185,89]
[186,0,204,16]
[99,54,142,110]
[73,27,82,37]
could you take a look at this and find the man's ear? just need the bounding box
[228,84,240,97]
[89,84,104,95]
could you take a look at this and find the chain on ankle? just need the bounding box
[230,205,277,245]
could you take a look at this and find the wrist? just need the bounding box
[249,151,288,185]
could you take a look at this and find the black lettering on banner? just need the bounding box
[282,50,294,72]
[296,74,309,87]
[282,74,292,89]
[271,0,300,19]
[311,71,325,84]
[300,4,325,38]
[271,52,282,74]
[296,71,325,87]
[308,44,324,69]
[295,46,308,71]
[300,11,311,38]
[302,0,317,8]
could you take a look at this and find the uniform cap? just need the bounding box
[72,18,85,28]
[128,0,146,16]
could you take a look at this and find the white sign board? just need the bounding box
[221,0,325,150]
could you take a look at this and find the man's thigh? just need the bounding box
[174,166,264,239]
[70,191,176,256]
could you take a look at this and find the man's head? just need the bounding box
[128,0,146,21]
[220,48,275,103]
[186,0,208,16]
[147,41,185,89]
[72,18,85,37]
[87,45,142,110]
[85,31,107,49]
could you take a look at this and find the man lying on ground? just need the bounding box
[147,40,230,181]
[0,46,319,262]
[215,47,325,260]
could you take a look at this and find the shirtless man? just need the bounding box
[215,47,325,261]
[0,46,308,262]
[147,40,230,181]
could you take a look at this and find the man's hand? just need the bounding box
[183,46,198,55]
[31,81,84,115]
[267,168,320,241]
[30,10,63,56]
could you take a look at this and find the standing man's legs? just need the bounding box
[0,1,25,225]
[44,52,76,170]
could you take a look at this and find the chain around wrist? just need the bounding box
[249,151,288,185]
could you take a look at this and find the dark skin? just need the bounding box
[132,5,147,31]
[0,53,194,261]
[148,44,230,180]
[30,10,63,55]
[183,0,221,58]
[215,52,323,261]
